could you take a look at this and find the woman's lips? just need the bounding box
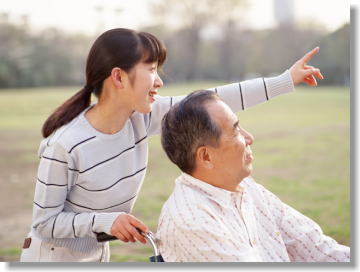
[149,91,157,102]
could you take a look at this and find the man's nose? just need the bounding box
[242,129,254,145]
[154,74,163,89]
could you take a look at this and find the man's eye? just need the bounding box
[234,125,242,136]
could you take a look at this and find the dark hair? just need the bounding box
[161,90,222,174]
[42,28,167,138]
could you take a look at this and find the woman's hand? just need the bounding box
[110,213,149,244]
[289,47,324,86]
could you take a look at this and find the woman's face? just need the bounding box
[127,61,163,113]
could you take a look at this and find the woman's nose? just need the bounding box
[154,74,163,88]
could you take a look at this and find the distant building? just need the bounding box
[273,0,295,27]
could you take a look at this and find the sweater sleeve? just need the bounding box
[146,70,294,136]
[31,140,122,239]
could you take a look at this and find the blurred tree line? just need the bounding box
[0,22,92,88]
[0,2,349,89]
[152,22,349,86]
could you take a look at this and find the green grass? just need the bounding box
[0,248,22,261]
[0,84,350,261]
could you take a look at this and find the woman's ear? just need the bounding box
[110,67,125,89]
[195,146,213,170]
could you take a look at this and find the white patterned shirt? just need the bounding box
[156,173,350,262]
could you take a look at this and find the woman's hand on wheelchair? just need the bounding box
[110,213,149,244]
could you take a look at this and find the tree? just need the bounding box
[311,23,350,86]
[150,0,247,81]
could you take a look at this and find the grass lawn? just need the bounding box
[0,83,350,262]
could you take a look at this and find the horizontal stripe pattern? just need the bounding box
[52,214,59,239]
[76,134,147,174]
[41,156,67,164]
[147,112,152,131]
[68,136,96,153]
[262,78,269,100]
[75,166,147,191]
[34,202,63,209]
[37,177,67,187]
[239,83,244,110]
[41,134,147,174]
[72,213,78,238]
[66,194,137,211]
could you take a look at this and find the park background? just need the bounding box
[0,0,350,262]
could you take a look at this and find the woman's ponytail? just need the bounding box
[41,86,92,138]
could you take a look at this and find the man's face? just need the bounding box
[206,100,254,185]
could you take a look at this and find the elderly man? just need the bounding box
[157,90,350,262]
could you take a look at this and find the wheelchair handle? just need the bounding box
[96,228,160,257]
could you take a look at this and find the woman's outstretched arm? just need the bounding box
[146,47,323,136]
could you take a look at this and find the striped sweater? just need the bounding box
[28,70,294,253]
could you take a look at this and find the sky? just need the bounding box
[0,0,351,35]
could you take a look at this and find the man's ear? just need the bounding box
[110,67,126,89]
[195,146,213,170]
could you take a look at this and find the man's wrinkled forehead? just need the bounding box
[206,100,238,130]
[231,113,239,124]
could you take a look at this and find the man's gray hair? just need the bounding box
[161,90,222,174]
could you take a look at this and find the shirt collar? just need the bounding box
[176,172,244,206]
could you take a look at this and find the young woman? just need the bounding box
[20,28,322,262]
